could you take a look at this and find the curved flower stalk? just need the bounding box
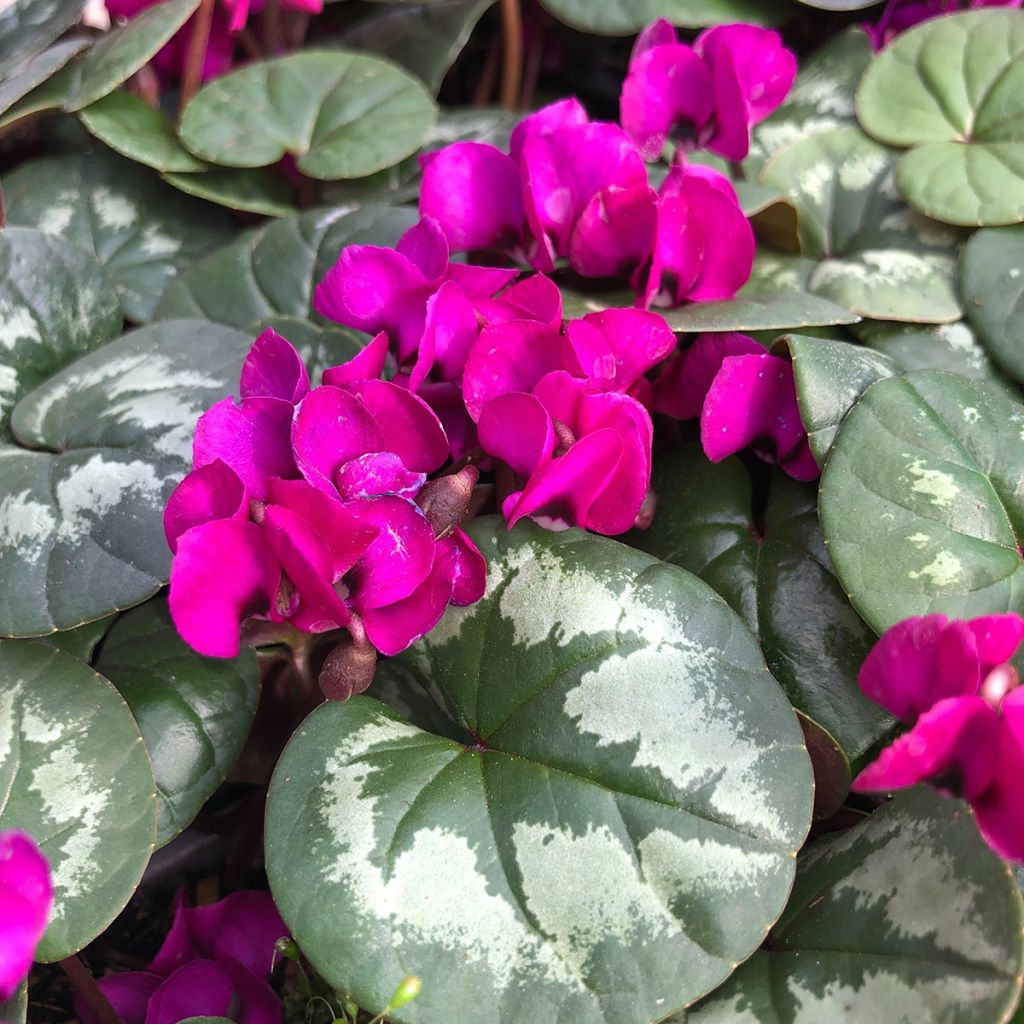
[0,831,52,1002]
[620,20,796,162]
[653,332,819,481]
[74,892,287,1024]
[865,0,1022,49]
[165,328,485,661]
[853,614,1024,861]
[466,308,674,534]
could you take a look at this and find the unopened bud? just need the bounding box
[249,498,266,526]
[319,631,377,701]
[633,487,657,530]
[341,997,360,1018]
[274,937,299,962]
[416,466,479,539]
[552,419,576,457]
[388,976,422,1010]
[981,663,1019,708]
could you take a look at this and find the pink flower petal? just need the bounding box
[462,320,564,421]
[449,528,487,605]
[342,379,449,472]
[852,696,1000,800]
[620,44,715,161]
[696,24,797,124]
[858,616,983,723]
[419,143,524,253]
[476,273,563,327]
[569,184,658,279]
[568,308,676,392]
[266,477,379,579]
[969,614,1024,675]
[652,332,763,420]
[395,218,449,283]
[81,973,161,1024]
[478,392,555,480]
[509,97,588,163]
[321,331,389,389]
[780,438,823,482]
[193,396,297,500]
[363,540,459,655]
[336,452,426,500]
[263,506,351,633]
[146,891,197,976]
[313,245,430,358]
[410,281,479,391]
[347,496,437,610]
[291,385,385,494]
[240,329,309,404]
[164,460,248,554]
[416,381,478,461]
[701,353,811,470]
[682,173,755,301]
[444,263,520,298]
[0,831,52,1002]
[638,189,703,308]
[631,18,678,60]
[183,891,287,978]
[168,520,280,658]
[505,428,624,532]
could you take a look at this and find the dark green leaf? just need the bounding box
[96,597,260,845]
[662,293,861,333]
[44,614,116,662]
[961,224,1024,383]
[5,152,236,321]
[162,167,296,217]
[154,205,417,330]
[819,370,1024,633]
[0,319,253,636]
[0,640,156,960]
[266,518,812,1024]
[179,50,437,180]
[0,0,83,78]
[760,128,963,322]
[342,0,495,94]
[536,0,787,34]
[0,38,88,118]
[684,789,1024,1024]
[630,447,891,766]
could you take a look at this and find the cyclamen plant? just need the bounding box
[4,2,1024,1024]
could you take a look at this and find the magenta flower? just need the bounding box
[865,0,1022,49]
[166,330,485,659]
[653,332,819,481]
[463,308,668,534]
[852,614,1024,862]
[75,891,286,1024]
[621,20,796,162]
[0,831,52,1001]
[419,99,649,275]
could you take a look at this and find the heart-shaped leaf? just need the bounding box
[5,152,236,322]
[0,38,88,118]
[961,224,1024,383]
[820,369,1024,634]
[154,204,417,330]
[178,50,437,180]
[780,334,899,462]
[630,446,891,769]
[682,788,1024,1024]
[760,127,963,322]
[535,0,786,34]
[95,597,259,846]
[161,167,296,217]
[857,8,1024,225]
[342,0,495,94]
[0,226,122,434]
[79,92,207,173]
[45,614,117,662]
[0,640,156,960]
[0,0,84,78]
[0,318,253,637]
[661,292,861,333]
[748,28,872,174]
[266,518,813,1024]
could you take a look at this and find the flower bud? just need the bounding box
[416,466,479,539]
[388,975,422,1010]
[318,631,378,701]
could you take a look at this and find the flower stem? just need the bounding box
[498,0,523,111]
[179,0,216,117]
[60,956,124,1024]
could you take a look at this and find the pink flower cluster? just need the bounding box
[75,892,286,1024]
[0,831,52,1002]
[854,614,1024,861]
[865,0,1023,49]
[315,217,675,535]
[653,333,818,480]
[166,326,485,660]
[418,97,763,307]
